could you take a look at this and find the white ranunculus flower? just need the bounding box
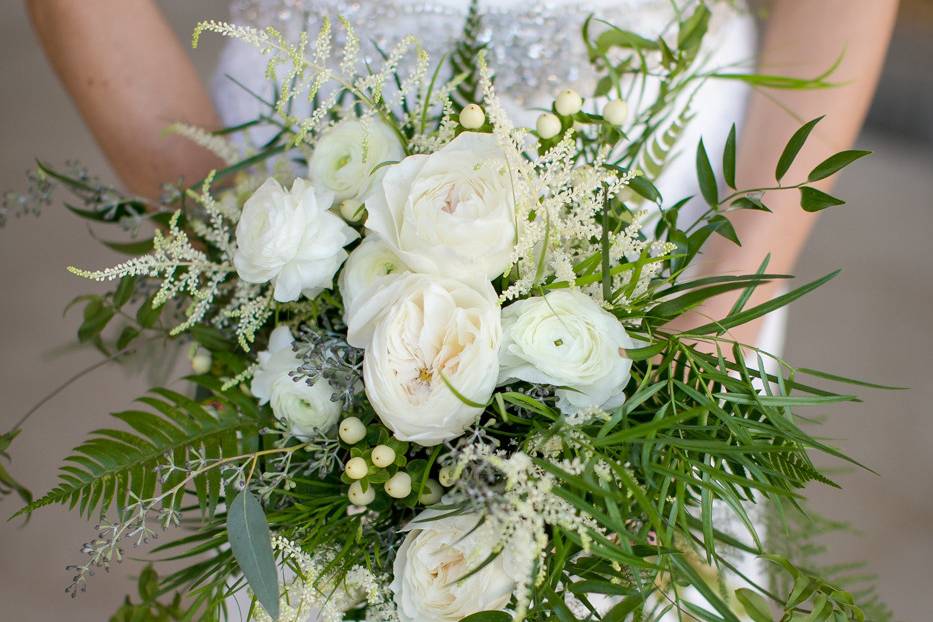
[498,289,637,415]
[233,178,358,302]
[251,325,341,438]
[346,273,501,446]
[365,131,517,280]
[391,509,518,622]
[337,236,409,314]
[309,118,404,213]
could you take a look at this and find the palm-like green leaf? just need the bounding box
[17,376,262,519]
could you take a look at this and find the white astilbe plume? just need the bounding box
[68,176,275,348]
[409,98,458,153]
[250,537,398,622]
[193,18,445,150]
[166,122,243,165]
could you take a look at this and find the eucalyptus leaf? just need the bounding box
[227,491,279,621]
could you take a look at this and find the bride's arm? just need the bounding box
[26,0,224,199]
[666,0,899,347]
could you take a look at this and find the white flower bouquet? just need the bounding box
[1,3,891,621]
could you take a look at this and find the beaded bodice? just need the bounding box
[216,0,753,114]
[225,0,688,104]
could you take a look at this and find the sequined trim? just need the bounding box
[225,0,729,104]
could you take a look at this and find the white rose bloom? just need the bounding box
[498,289,637,415]
[309,118,404,212]
[338,236,409,314]
[251,325,341,438]
[346,273,501,446]
[391,510,518,622]
[365,132,517,280]
[233,178,358,302]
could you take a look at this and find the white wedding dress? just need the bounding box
[211,0,782,619]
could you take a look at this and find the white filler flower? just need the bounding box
[346,273,501,446]
[309,118,404,211]
[365,132,517,280]
[251,325,341,438]
[233,178,357,302]
[391,510,518,622]
[338,236,409,313]
[498,289,636,415]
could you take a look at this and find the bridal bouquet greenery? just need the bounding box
[2,3,891,622]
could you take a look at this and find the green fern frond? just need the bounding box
[637,103,695,180]
[449,0,488,110]
[17,377,262,520]
[767,505,895,622]
[765,448,840,489]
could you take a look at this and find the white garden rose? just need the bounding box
[346,273,501,446]
[498,289,637,415]
[391,509,518,622]
[309,118,404,213]
[233,177,357,302]
[251,325,341,438]
[337,236,409,314]
[365,131,517,280]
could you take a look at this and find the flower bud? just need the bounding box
[459,104,486,130]
[190,350,212,375]
[345,456,368,480]
[438,465,458,487]
[555,88,583,116]
[348,481,375,505]
[338,417,367,444]
[339,199,365,223]
[603,99,629,126]
[371,444,396,468]
[384,471,412,498]
[419,479,443,505]
[536,113,562,140]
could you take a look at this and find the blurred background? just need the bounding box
[1,1,930,621]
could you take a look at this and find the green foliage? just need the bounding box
[0,428,32,507]
[17,377,262,519]
[459,612,513,622]
[449,0,488,110]
[767,506,895,622]
[227,491,279,620]
[776,117,824,182]
[110,565,187,622]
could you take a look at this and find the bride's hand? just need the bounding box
[665,0,899,351]
[26,0,224,199]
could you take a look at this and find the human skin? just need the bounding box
[26,0,225,199]
[665,0,899,349]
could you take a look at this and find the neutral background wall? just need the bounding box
[1,1,930,621]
